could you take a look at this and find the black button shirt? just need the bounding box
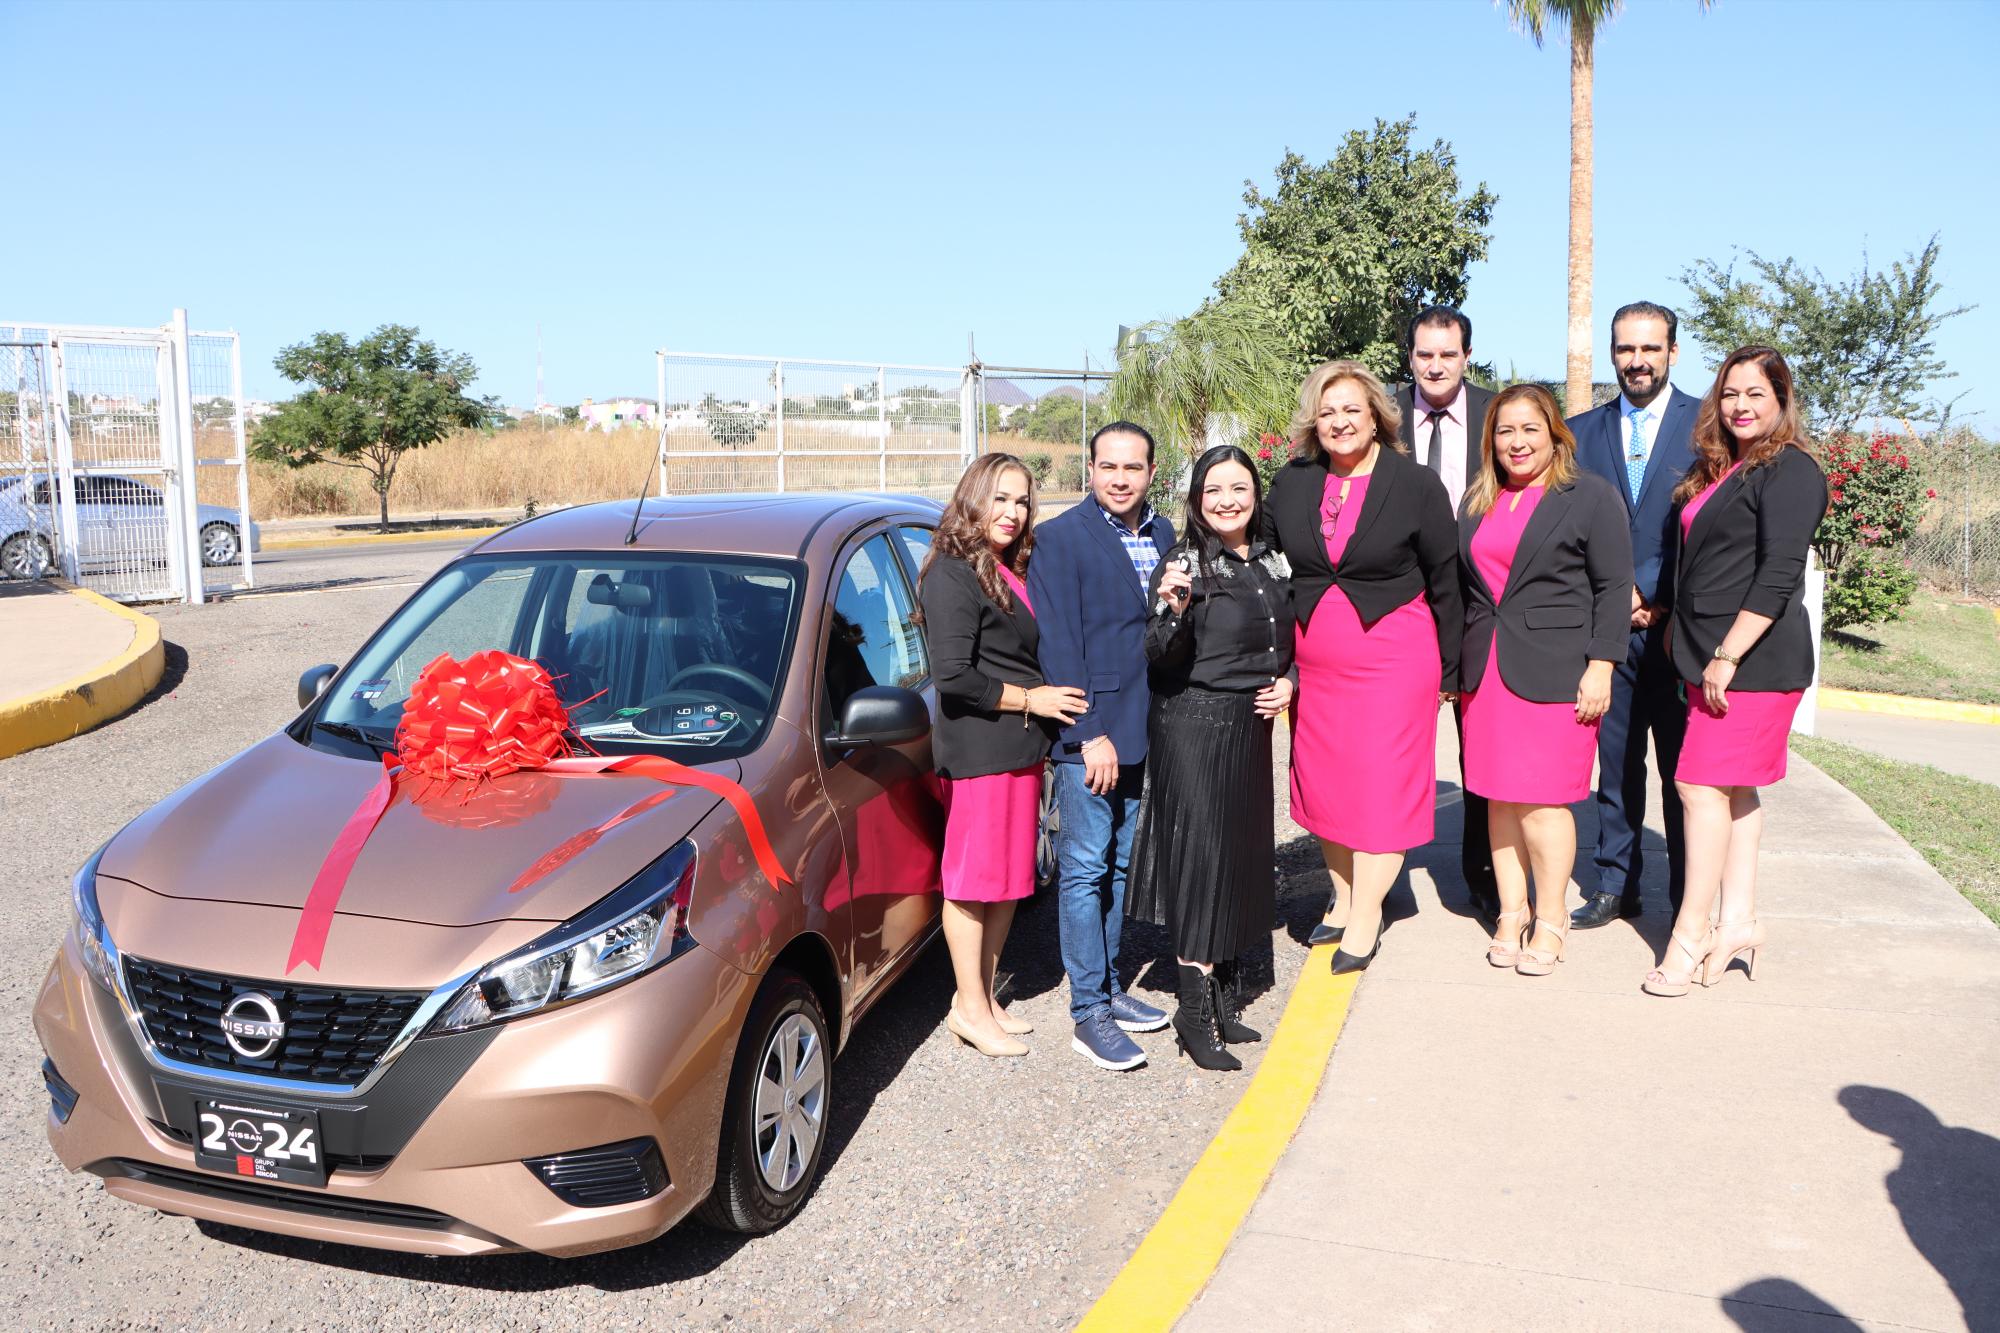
[1144,540,1297,693]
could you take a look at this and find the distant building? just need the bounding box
[579,396,655,430]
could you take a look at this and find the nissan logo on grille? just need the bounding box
[219,992,285,1059]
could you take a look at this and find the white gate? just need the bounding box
[0,312,252,603]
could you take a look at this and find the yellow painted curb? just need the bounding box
[1818,686,2000,726]
[1075,954,1360,1332]
[261,526,504,551]
[0,582,165,760]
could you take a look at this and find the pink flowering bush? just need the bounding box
[1252,431,1290,490]
[1816,434,1932,629]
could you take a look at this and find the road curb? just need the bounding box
[1074,947,1359,1332]
[260,526,505,551]
[1818,686,2000,726]
[0,582,164,760]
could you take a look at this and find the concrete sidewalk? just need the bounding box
[0,580,163,758]
[1815,707,2000,787]
[1184,734,2000,1331]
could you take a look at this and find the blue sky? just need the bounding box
[5,0,1996,424]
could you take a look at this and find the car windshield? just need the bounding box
[313,552,801,761]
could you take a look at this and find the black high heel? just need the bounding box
[1329,929,1382,976]
[1306,893,1346,948]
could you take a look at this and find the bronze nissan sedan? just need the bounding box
[35,493,954,1256]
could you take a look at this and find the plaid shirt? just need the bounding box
[1099,497,1161,589]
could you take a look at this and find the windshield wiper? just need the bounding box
[314,720,393,757]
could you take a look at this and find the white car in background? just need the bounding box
[0,474,260,578]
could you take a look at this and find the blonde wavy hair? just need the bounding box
[1462,383,1580,517]
[1287,360,1404,463]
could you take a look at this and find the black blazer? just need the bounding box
[1458,474,1634,703]
[1262,443,1465,691]
[1669,446,1830,692]
[1397,382,1493,496]
[917,555,1053,779]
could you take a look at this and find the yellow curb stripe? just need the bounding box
[1075,956,1359,1333]
[260,526,504,551]
[0,582,164,760]
[1818,686,2000,726]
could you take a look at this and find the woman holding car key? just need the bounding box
[1127,444,1295,1071]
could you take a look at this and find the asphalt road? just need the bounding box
[3,536,1325,1331]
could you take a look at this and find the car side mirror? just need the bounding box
[298,663,339,709]
[826,686,930,748]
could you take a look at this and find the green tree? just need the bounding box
[1679,237,1971,438]
[1502,0,1713,414]
[1018,391,1089,445]
[253,325,487,532]
[1107,302,1297,505]
[1215,117,1497,382]
[704,403,766,448]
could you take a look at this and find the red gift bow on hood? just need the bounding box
[288,650,789,974]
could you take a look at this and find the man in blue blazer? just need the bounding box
[1028,421,1176,1071]
[1568,302,1701,929]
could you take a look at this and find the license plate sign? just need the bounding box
[195,1097,326,1187]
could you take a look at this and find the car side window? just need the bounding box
[894,525,933,580]
[824,533,929,720]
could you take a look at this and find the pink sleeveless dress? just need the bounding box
[938,566,1043,902]
[1461,485,1599,804]
[1289,471,1442,853]
[1675,464,1802,787]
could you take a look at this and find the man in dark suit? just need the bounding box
[1028,421,1175,1072]
[1394,305,1498,925]
[1568,301,1701,928]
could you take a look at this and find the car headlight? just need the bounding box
[70,843,120,992]
[428,841,698,1035]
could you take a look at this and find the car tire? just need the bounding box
[694,968,831,1234]
[200,522,240,567]
[1,531,54,580]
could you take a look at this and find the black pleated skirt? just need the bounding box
[1127,686,1276,964]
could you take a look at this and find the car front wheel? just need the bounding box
[200,522,240,567]
[1,532,54,579]
[695,968,831,1233]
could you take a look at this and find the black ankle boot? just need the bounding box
[1211,961,1262,1044]
[1172,964,1241,1071]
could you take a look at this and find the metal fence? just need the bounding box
[656,352,972,497]
[0,313,251,603]
[1902,427,2000,597]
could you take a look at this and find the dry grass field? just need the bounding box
[203,424,1087,520]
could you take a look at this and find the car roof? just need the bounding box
[471,493,944,560]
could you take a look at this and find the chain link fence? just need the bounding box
[1901,427,2000,597]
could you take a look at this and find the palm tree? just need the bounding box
[1106,301,1296,501]
[1503,0,1710,412]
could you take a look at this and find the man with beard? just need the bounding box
[1567,301,1701,929]
[1389,306,1499,928]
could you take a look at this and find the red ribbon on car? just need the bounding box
[287,650,789,975]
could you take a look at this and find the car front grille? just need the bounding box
[122,955,429,1085]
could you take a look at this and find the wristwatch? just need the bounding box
[1712,646,1742,666]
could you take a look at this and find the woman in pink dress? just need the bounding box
[917,454,1088,1054]
[1262,361,1463,975]
[1457,385,1632,975]
[1645,347,1829,997]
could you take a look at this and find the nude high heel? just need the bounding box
[1515,916,1569,977]
[956,994,1032,1035]
[944,1007,1027,1058]
[1641,927,1716,998]
[1701,918,1766,987]
[1487,905,1531,968]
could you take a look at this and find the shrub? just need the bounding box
[1022,452,1053,485]
[1823,547,1919,631]
[1252,432,1290,490]
[1816,434,1930,571]
[1056,456,1085,492]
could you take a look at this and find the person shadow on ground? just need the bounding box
[1839,1084,2000,1330]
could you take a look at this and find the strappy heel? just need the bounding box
[1515,916,1568,977]
[1642,926,1715,998]
[1486,905,1531,968]
[1702,918,1766,986]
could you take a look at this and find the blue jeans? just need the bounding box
[1053,761,1144,1022]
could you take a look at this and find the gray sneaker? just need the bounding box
[1108,990,1169,1033]
[1071,1008,1146,1071]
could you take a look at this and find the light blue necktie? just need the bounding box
[1625,409,1649,502]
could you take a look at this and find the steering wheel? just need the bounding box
[662,662,774,710]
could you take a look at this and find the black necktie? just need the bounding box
[1424,410,1446,472]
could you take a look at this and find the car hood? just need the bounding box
[98,733,730,930]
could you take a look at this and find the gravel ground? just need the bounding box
[3,541,1332,1331]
